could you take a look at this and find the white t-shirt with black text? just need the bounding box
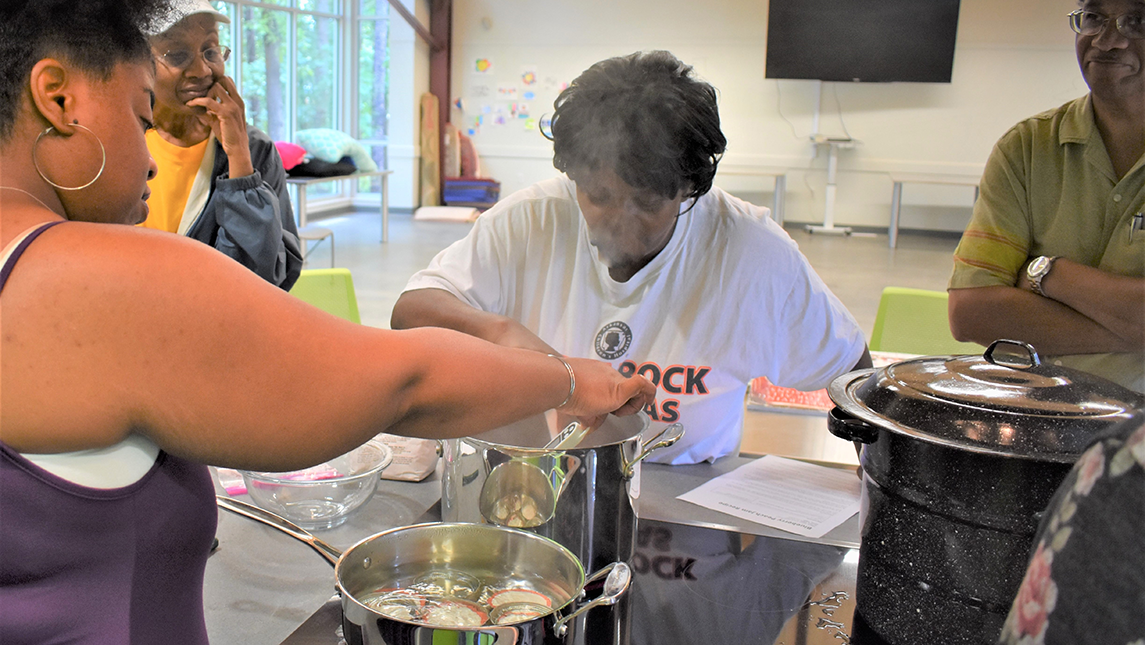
[404,176,866,464]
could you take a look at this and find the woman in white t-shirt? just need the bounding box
[393,50,872,464]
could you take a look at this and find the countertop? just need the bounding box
[204,466,446,643]
[204,409,866,645]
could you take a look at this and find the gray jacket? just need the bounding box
[184,127,303,290]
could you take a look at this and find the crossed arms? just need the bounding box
[949,259,1145,355]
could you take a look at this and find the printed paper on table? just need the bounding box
[677,455,861,538]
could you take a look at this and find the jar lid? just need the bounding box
[828,340,1144,461]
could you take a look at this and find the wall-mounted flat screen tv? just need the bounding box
[765,0,961,83]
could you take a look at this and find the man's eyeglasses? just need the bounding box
[1068,9,1145,39]
[159,45,231,70]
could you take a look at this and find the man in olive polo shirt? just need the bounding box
[948,0,1145,393]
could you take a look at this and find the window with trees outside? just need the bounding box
[211,0,390,200]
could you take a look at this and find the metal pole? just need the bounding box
[889,181,903,248]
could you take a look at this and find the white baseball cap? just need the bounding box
[146,0,231,36]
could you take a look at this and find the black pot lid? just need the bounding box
[828,339,1145,461]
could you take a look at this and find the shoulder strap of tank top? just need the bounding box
[0,220,66,294]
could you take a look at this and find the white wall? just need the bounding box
[446,0,1087,231]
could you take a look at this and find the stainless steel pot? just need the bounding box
[827,340,1144,645]
[440,411,683,645]
[217,496,631,645]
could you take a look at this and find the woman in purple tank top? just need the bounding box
[0,2,655,643]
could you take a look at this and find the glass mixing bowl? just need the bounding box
[241,440,393,530]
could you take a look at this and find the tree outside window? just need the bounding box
[210,1,390,197]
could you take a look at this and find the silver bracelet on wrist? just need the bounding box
[547,353,576,409]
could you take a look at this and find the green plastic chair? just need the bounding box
[869,287,981,356]
[288,268,361,324]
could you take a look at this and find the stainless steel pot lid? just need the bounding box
[828,339,1144,461]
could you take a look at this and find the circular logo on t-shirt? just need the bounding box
[595,321,632,360]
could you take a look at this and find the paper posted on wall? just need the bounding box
[677,455,861,539]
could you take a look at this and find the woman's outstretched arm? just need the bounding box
[0,223,654,471]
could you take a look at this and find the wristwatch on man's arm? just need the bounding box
[1026,256,1058,297]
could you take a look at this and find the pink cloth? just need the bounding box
[275,141,307,170]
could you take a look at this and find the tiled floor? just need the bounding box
[302,208,963,337]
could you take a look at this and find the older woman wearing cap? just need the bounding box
[143,0,302,289]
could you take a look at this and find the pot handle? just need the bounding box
[827,408,880,444]
[554,562,632,638]
[216,495,343,566]
[623,423,685,478]
[984,339,1041,369]
[551,454,583,501]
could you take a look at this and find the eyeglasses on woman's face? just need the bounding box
[1068,9,1145,39]
[159,45,231,70]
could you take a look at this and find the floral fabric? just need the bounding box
[999,414,1145,645]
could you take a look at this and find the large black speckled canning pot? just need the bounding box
[827,340,1143,645]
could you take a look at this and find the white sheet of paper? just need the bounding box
[677,455,861,539]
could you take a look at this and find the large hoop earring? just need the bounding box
[32,124,106,191]
[538,113,554,141]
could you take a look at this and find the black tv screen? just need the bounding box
[765,0,961,83]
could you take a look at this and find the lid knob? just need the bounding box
[983,339,1041,369]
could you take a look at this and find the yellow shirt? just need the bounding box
[142,130,210,233]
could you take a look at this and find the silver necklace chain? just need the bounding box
[0,186,62,217]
